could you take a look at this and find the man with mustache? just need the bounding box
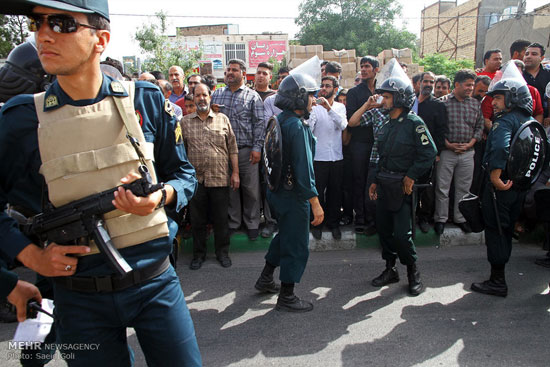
[168,65,187,103]
[211,59,265,241]
[181,83,239,269]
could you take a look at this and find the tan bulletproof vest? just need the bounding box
[34,81,169,255]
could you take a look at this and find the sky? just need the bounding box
[104,0,549,61]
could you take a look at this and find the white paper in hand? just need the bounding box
[13,299,54,344]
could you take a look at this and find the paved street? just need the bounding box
[1,243,549,366]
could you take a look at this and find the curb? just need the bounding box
[178,224,486,254]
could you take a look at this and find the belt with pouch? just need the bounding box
[53,256,170,293]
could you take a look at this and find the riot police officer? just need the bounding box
[0,39,53,104]
[255,73,324,312]
[471,70,543,297]
[368,72,437,296]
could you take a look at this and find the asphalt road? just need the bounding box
[1,243,549,366]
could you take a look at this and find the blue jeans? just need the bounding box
[53,266,202,367]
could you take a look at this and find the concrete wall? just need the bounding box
[475,0,519,67]
[485,4,550,62]
[421,0,518,67]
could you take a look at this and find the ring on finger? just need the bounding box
[65,265,72,271]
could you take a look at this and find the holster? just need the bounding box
[377,171,405,212]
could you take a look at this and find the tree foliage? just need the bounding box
[295,0,417,56]
[0,15,29,58]
[134,12,203,76]
[417,54,475,78]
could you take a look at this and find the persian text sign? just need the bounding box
[248,41,287,68]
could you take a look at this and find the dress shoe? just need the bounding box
[228,228,238,237]
[248,229,259,241]
[419,220,430,233]
[260,224,275,238]
[311,227,322,240]
[434,222,445,235]
[407,263,424,296]
[535,255,550,268]
[371,260,399,287]
[189,257,204,270]
[355,225,364,234]
[455,221,472,233]
[471,266,507,297]
[331,227,342,240]
[217,255,232,268]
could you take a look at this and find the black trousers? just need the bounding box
[482,185,526,266]
[190,184,230,259]
[350,141,374,225]
[341,145,354,220]
[313,160,344,229]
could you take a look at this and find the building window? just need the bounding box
[225,43,246,63]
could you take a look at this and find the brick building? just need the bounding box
[420,0,518,67]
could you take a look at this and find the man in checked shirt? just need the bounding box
[434,69,484,235]
[182,83,240,269]
[212,59,265,241]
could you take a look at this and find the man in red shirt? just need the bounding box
[477,49,502,80]
[481,60,544,125]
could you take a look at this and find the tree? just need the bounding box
[295,0,417,56]
[0,15,29,58]
[417,54,475,78]
[134,12,203,76]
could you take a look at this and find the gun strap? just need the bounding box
[111,82,148,167]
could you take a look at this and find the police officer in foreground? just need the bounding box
[368,68,437,296]
[255,73,324,312]
[0,1,201,366]
[471,65,542,297]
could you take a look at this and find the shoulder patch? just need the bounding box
[415,125,426,134]
[174,123,183,145]
[421,134,430,145]
[135,109,143,126]
[492,122,499,131]
[164,99,175,117]
[45,95,58,108]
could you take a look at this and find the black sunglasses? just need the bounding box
[28,13,98,34]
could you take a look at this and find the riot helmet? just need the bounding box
[0,40,52,102]
[375,58,415,110]
[486,60,533,115]
[275,73,319,119]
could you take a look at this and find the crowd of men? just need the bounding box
[96,40,550,272]
[1,0,550,364]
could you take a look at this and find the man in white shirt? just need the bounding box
[309,76,348,239]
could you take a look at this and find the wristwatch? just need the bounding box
[156,186,167,209]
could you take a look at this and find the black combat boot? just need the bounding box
[371,259,399,287]
[471,264,507,297]
[255,262,280,293]
[407,263,424,296]
[275,283,313,312]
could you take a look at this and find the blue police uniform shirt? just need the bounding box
[0,74,197,276]
[277,110,318,201]
[483,109,532,172]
